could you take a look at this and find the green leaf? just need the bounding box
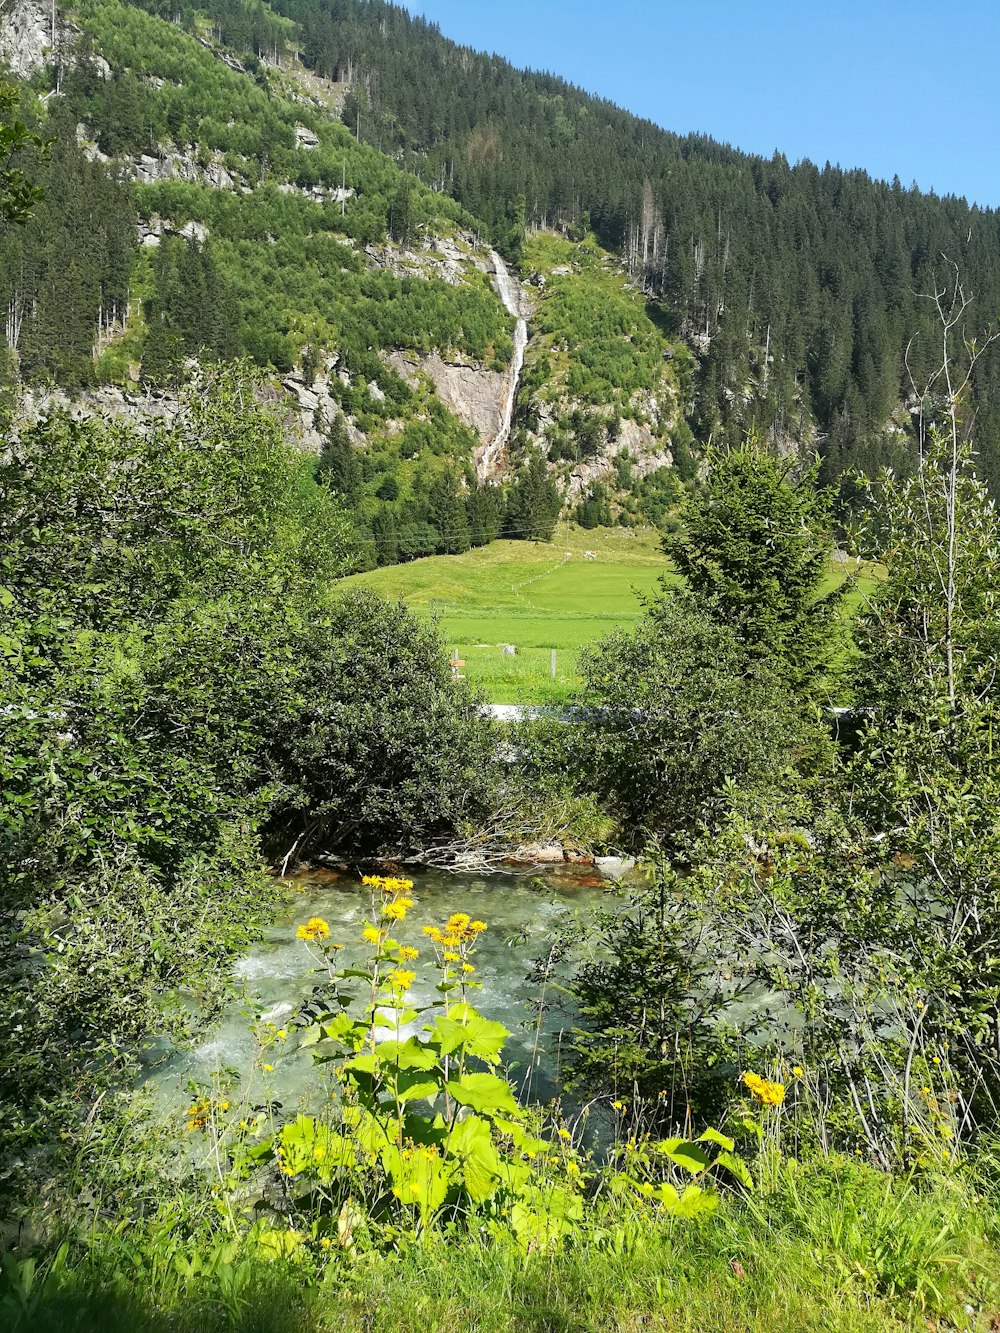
[697,1127,735,1152]
[430,1005,510,1065]
[714,1150,754,1189]
[654,1138,713,1174]
[393,1070,442,1104]
[448,1114,501,1204]
[446,1072,520,1116]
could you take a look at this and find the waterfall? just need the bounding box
[477,250,528,481]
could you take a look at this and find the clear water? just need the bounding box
[143,866,621,1118]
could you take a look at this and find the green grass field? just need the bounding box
[340,524,876,704]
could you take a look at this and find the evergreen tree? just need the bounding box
[665,445,842,688]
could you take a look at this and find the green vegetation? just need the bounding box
[0,373,493,1178]
[5,9,1000,1330]
[262,0,1000,491]
[342,524,670,703]
[514,231,698,524]
[518,231,691,420]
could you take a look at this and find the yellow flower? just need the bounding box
[382,898,413,922]
[362,925,384,945]
[363,874,414,895]
[446,912,471,931]
[792,1065,804,1078]
[262,1063,274,1073]
[742,1070,785,1106]
[276,1030,287,1041]
[461,963,476,975]
[387,969,416,992]
[443,950,461,962]
[469,920,487,934]
[397,946,419,961]
[296,917,330,942]
[557,1127,571,1140]
[422,925,444,943]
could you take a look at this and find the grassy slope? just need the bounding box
[339,524,671,703]
[340,524,876,704]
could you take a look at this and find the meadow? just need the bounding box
[341,524,873,703]
[340,524,671,703]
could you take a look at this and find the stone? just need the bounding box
[595,856,637,880]
[509,843,565,865]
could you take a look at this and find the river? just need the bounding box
[143,866,623,1116]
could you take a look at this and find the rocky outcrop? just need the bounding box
[364,233,493,288]
[386,350,508,445]
[129,148,243,191]
[565,416,673,502]
[0,0,78,78]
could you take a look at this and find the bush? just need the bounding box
[263,591,495,860]
[578,594,808,843]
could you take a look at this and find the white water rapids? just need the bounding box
[477,250,529,481]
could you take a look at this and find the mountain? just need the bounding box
[1,0,999,565]
[260,0,1000,490]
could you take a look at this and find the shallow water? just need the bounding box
[144,867,619,1118]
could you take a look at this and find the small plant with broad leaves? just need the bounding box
[183,874,750,1256]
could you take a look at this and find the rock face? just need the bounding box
[387,350,507,446]
[0,0,61,78]
[129,148,241,191]
[564,416,673,503]
[0,0,108,78]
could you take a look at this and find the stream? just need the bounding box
[144,867,619,1118]
[478,250,529,481]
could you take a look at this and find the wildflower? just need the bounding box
[447,912,471,931]
[932,1056,941,1065]
[611,1100,625,1111]
[296,917,331,942]
[557,1127,571,1140]
[382,898,413,922]
[461,963,476,975]
[469,920,487,934]
[792,1065,804,1078]
[276,1030,287,1041]
[397,946,419,962]
[742,1070,785,1106]
[319,1238,332,1249]
[387,969,416,992]
[443,950,460,962]
[262,1063,274,1073]
[422,925,444,943]
[362,925,384,945]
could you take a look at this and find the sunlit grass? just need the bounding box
[340,524,876,704]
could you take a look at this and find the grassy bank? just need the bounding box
[5,1157,998,1332]
[341,524,876,703]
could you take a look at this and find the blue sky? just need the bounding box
[411,1,1000,209]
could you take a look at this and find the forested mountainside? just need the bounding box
[3,0,1000,558]
[206,0,1000,492]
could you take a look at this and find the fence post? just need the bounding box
[550,649,557,680]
